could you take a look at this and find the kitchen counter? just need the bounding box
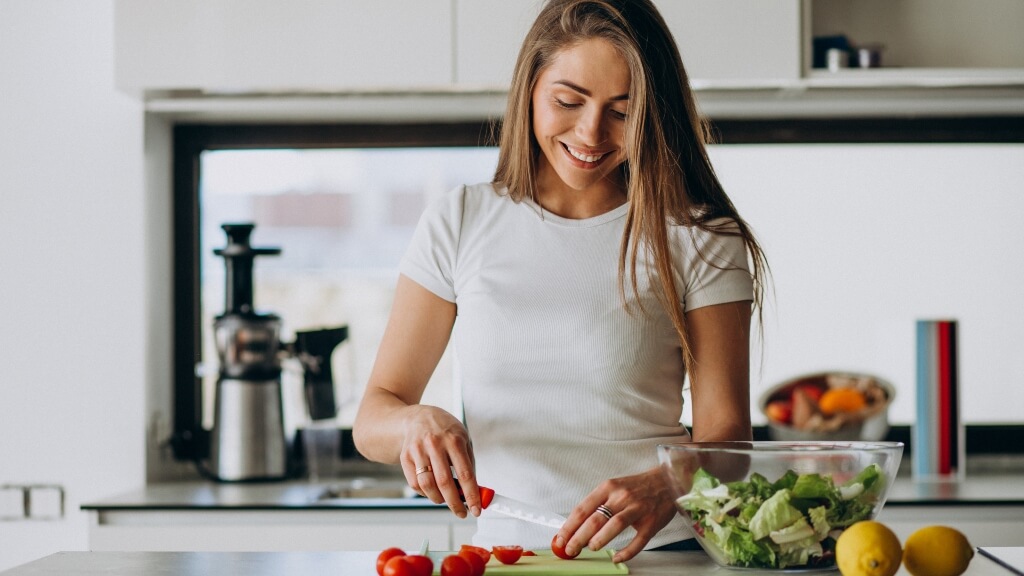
[81,473,1024,511]
[78,472,1024,554]
[0,550,1014,575]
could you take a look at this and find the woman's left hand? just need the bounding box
[554,467,677,563]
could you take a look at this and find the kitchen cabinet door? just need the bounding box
[455,0,542,89]
[456,0,801,90]
[659,0,802,86]
[114,0,453,94]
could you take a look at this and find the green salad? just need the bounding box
[677,463,886,570]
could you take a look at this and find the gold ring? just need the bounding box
[415,465,433,475]
[596,504,613,520]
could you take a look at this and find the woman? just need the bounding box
[353,0,768,563]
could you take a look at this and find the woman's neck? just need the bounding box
[534,165,627,219]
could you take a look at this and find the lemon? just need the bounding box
[835,520,903,576]
[903,525,974,576]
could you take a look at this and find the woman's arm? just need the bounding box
[686,299,753,442]
[352,274,483,517]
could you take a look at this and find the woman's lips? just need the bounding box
[562,143,610,168]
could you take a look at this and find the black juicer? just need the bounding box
[209,223,348,481]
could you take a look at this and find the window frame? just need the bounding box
[169,117,1024,462]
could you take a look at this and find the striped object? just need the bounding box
[913,319,964,479]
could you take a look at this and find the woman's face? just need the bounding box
[531,38,630,199]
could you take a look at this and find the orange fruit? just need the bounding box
[819,387,867,415]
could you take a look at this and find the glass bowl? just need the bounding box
[657,441,903,572]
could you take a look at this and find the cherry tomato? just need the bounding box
[441,554,472,576]
[551,535,580,560]
[459,544,491,563]
[492,545,524,564]
[377,547,407,576]
[403,555,434,576]
[383,556,417,576]
[458,550,485,576]
[523,550,537,556]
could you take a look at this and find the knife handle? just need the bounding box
[455,481,495,509]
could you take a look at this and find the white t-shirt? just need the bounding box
[400,182,753,550]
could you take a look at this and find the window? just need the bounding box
[170,123,496,460]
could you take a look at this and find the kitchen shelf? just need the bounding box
[804,0,1024,88]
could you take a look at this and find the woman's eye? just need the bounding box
[610,109,627,120]
[554,98,579,109]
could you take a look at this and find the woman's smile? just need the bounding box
[562,142,611,165]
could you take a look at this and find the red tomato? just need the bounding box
[404,555,434,576]
[383,556,417,576]
[459,544,491,563]
[377,547,407,576]
[551,535,580,560]
[457,550,485,576]
[522,550,537,556]
[765,399,793,424]
[492,545,524,565]
[441,554,472,576]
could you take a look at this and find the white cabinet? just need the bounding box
[454,0,802,90]
[88,509,478,552]
[455,0,542,89]
[879,506,1024,547]
[660,0,801,87]
[114,0,453,93]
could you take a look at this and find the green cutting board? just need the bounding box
[429,549,628,575]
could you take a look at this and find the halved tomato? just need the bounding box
[459,544,491,563]
[492,545,524,565]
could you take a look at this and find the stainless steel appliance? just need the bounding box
[208,223,347,481]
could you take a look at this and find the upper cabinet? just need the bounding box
[805,0,1024,86]
[455,0,802,90]
[114,0,453,94]
[116,0,1023,104]
[659,0,801,87]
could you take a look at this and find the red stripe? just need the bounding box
[938,322,951,474]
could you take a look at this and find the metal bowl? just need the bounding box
[758,372,895,442]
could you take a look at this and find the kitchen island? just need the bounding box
[0,550,1015,575]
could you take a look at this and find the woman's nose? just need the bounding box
[575,106,606,145]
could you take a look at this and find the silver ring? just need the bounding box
[596,504,613,520]
[415,465,432,475]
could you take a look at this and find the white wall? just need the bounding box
[707,144,1024,425]
[0,0,145,570]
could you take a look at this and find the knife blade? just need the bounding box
[478,485,567,529]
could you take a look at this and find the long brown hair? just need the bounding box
[493,0,768,369]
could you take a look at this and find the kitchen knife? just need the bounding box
[477,485,567,529]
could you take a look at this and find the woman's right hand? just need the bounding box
[399,404,482,518]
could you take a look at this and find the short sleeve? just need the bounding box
[676,219,754,312]
[398,185,465,303]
